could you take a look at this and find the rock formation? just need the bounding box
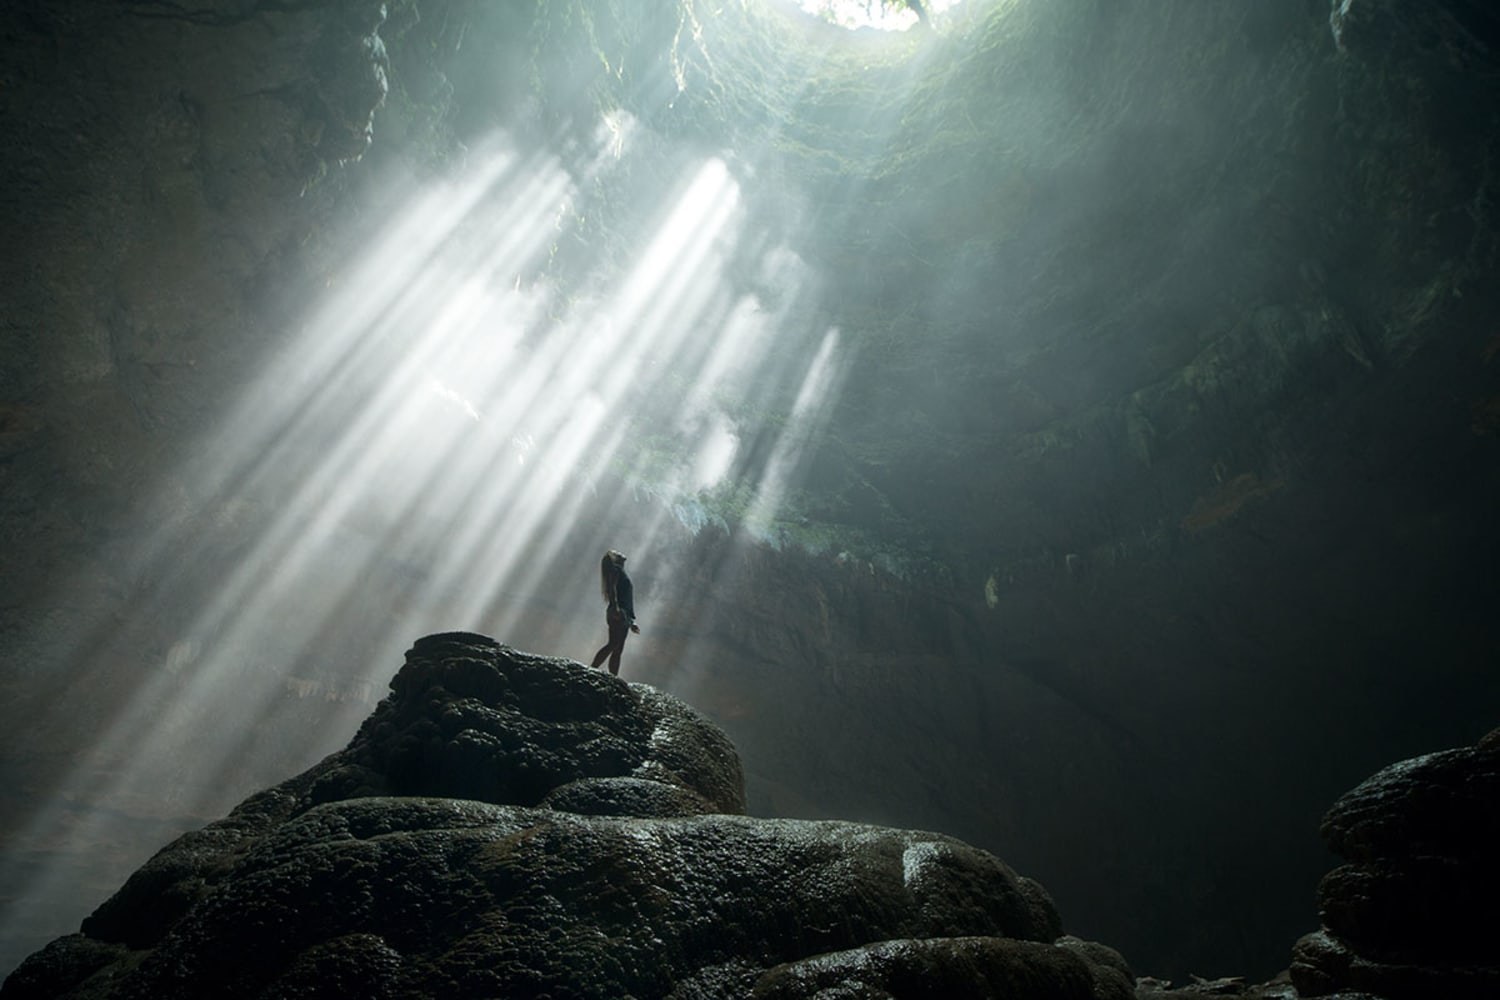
[1290,728,1500,999]
[0,633,1132,999]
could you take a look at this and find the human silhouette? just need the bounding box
[589,549,639,675]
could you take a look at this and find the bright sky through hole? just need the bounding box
[794,0,962,31]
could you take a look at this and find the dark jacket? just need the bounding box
[610,568,635,623]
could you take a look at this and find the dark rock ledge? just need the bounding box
[0,633,1131,1000]
[1290,727,1500,1000]
[7,632,1494,998]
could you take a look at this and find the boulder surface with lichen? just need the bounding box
[0,632,1130,999]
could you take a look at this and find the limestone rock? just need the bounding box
[1319,743,1500,863]
[1134,972,1302,999]
[1,634,1119,999]
[55,632,739,956]
[307,631,747,816]
[1317,857,1498,963]
[1291,929,1500,1000]
[752,936,1124,1000]
[9,801,1074,999]
[1290,733,1500,999]
[542,775,718,819]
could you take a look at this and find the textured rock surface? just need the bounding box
[69,631,745,953]
[1,633,1129,999]
[1319,745,1500,864]
[304,632,747,817]
[752,936,1122,1000]
[1135,972,1302,999]
[1290,731,1500,999]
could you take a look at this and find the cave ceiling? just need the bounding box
[502,0,1500,591]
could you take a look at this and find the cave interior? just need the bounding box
[1,0,1498,986]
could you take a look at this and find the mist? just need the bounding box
[3,0,1498,986]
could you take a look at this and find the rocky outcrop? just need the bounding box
[1,633,1129,999]
[1290,728,1500,999]
[1134,973,1298,999]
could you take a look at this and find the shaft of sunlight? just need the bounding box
[745,327,846,537]
[4,114,845,954]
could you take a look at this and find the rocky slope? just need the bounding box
[1,634,1134,999]
[5,635,1495,997]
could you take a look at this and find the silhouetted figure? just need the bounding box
[589,549,639,675]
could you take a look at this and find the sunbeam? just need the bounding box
[2,110,849,951]
[1,0,954,965]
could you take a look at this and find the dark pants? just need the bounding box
[590,607,629,675]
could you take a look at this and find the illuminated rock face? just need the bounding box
[1,634,1137,1000]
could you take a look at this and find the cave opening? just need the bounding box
[788,0,966,32]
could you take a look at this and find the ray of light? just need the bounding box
[2,139,588,944]
[3,0,956,960]
[2,117,841,957]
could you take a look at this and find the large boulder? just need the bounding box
[1290,727,1500,999]
[1,633,1126,999]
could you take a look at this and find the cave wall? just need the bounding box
[603,0,1500,974]
[0,0,407,971]
[3,0,1500,984]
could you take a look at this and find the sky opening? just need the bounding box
[789,0,963,31]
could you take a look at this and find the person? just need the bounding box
[589,549,639,675]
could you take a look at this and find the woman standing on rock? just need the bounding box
[590,549,639,675]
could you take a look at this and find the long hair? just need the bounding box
[599,550,625,602]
